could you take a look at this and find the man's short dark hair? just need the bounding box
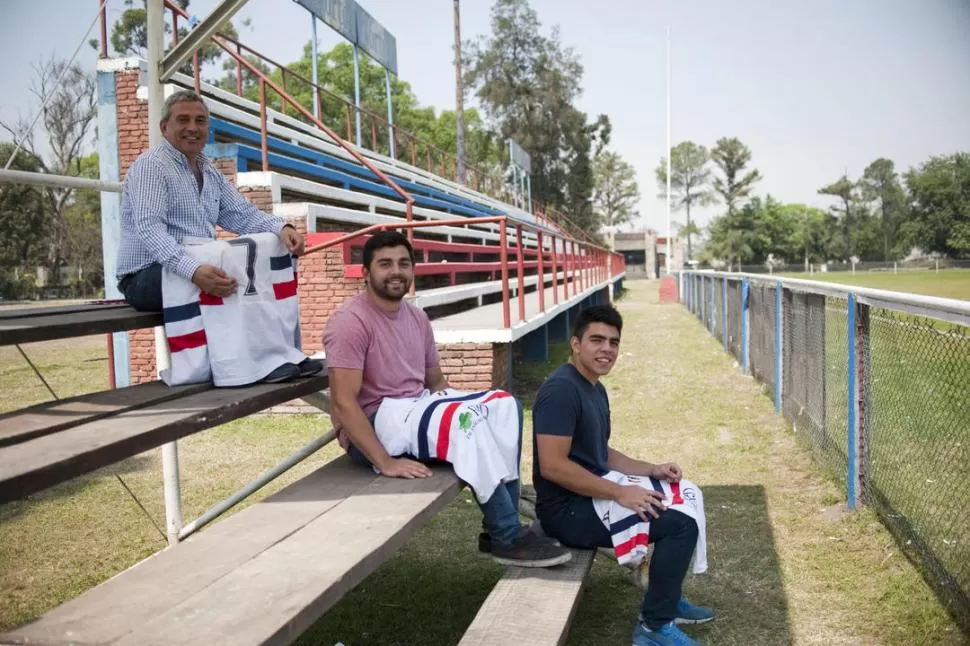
[362,230,415,271]
[572,304,623,341]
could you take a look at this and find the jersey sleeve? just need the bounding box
[533,377,581,437]
[322,310,369,371]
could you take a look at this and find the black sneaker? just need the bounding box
[478,524,560,555]
[490,531,572,568]
[297,357,324,377]
[260,362,300,384]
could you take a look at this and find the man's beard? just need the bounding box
[372,276,410,300]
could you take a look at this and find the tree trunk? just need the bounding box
[685,202,692,261]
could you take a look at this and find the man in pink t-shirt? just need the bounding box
[323,230,570,568]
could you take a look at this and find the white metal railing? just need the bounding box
[0,169,121,192]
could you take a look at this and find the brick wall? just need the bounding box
[302,232,365,353]
[437,343,509,391]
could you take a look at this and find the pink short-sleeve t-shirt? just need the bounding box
[322,291,440,443]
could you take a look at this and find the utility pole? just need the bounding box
[665,26,672,272]
[453,0,466,185]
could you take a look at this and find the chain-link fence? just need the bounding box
[676,271,970,633]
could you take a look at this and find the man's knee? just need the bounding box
[668,509,699,541]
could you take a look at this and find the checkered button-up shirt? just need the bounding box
[116,139,286,282]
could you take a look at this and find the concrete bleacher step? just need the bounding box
[0,455,462,646]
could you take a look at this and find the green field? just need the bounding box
[1,282,965,644]
[781,268,970,301]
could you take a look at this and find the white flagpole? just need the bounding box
[665,25,672,271]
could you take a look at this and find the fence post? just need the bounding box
[710,276,716,333]
[775,280,783,413]
[722,275,728,352]
[741,278,750,373]
[847,292,870,509]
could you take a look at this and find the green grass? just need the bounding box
[781,268,970,301]
[1,284,966,644]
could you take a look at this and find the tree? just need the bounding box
[0,57,97,281]
[817,175,856,260]
[0,143,49,299]
[711,137,761,216]
[656,141,715,261]
[901,153,970,258]
[592,150,640,248]
[858,158,905,261]
[463,0,611,234]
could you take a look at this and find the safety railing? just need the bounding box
[307,217,624,328]
[677,270,970,633]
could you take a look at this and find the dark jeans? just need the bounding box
[118,264,163,312]
[540,497,699,630]
[348,403,524,547]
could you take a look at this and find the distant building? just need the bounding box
[614,230,685,278]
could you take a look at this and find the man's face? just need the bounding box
[160,100,208,159]
[571,322,620,378]
[364,245,413,301]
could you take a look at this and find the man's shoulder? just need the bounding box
[126,145,169,176]
[536,364,581,397]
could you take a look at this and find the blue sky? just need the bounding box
[2,0,969,235]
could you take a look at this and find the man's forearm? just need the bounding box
[541,457,622,501]
[332,399,392,470]
[607,448,656,477]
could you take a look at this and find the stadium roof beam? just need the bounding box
[160,0,250,82]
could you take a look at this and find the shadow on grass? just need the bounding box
[0,455,154,523]
[570,485,791,646]
[295,485,790,646]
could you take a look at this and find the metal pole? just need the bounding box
[311,17,319,119]
[149,0,181,547]
[180,430,336,540]
[847,292,858,508]
[526,173,533,215]
[665,25,672,269]
[453,0,466,184]
[385,68,395,158]
[353,44,362,146]
[775,280,783,414]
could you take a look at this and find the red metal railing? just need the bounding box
[305,217,624,329]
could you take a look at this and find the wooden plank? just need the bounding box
[0,381,212,447]
[0,456,381,646]
[0,457,461,646]
[114,467,462,646]
[458,548,596,646]
[0,302,132,320]
[0,376,328,503]
[0,307,162,346]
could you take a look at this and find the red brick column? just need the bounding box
[438,343,510,391]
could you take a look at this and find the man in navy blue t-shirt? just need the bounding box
[532,305,715,646]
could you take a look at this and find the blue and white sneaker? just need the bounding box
[632,621,705,646]
[674,597,715,625]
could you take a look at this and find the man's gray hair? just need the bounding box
[161,90,209,122]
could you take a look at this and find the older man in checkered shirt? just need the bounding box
[116,89,305,312]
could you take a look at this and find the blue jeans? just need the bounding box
[118,263,163,312]
[348,402,524,547]
[540,495,699,630]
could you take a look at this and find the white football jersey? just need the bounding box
[160,232,306,387]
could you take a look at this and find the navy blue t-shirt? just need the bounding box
[532,362,611,517]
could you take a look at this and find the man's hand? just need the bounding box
[652,462,682,482]
[614,484,667,521]
[280,225,305,256]
[379,457,432,479]
[192,264,237,297]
